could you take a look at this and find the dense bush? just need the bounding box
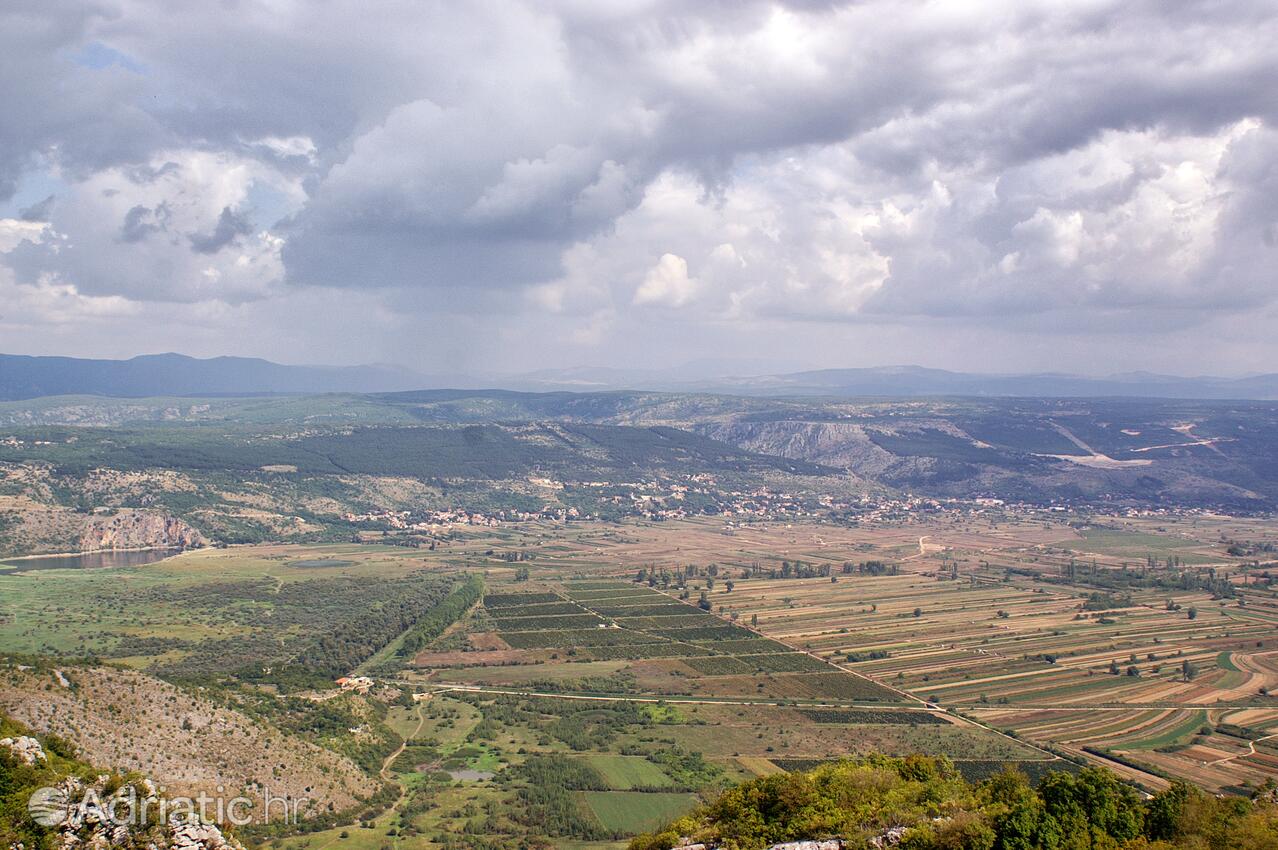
[491,614,605,630]
[797,709,946,725]
[484,592,562,607]
[628,755,1278,850]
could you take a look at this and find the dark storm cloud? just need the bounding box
[119,204,161,242]
[189,206,253,254]
[18,196,55,222]
[125,161,181,184]
[2,0,1278,372]
[0,4,170,198]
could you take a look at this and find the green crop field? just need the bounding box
[583,755,675,790]
[580,791,700,833]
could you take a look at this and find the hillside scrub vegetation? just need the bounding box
[627,755,1278,850]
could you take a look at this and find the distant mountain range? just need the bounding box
[473,364,1278,400]
[3,353,1278,401]
[685,365,1278,400]
[0,353,431,400]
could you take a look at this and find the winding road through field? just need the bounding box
[1208,732,1277,766]
[380,699,428,781]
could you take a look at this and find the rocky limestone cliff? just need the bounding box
[79,511,206,552]
[697,420,898,476]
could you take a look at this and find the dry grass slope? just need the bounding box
[0,664,373,818]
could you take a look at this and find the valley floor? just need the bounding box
[3,512,1277,847]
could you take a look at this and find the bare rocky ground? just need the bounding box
[0,664,372,819]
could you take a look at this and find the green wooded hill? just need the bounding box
[627,755,1278,850]
[5,390,1278,510]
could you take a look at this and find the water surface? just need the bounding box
[0,548,179,575]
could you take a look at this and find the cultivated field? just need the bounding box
[4,510,1277,846]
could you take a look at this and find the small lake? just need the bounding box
[0,548,179,575]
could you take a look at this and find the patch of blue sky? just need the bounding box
[1,170,68,220]
[69,41,147,75]
[244,180,301,230]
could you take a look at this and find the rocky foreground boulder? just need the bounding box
[29,774,246,850]
[0,735,46,765]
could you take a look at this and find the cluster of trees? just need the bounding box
[645,748,724,791]
[633,559,858,588]
[638,560,905,585]
[844,560,899,576]
[841,649,891,662]
[1223,539,1276,558]
[1057,560,1238,600]
[767,560,824,579]
[628,755,1278,850]
[636,563,735,589]
[636,566,689,589]
[491,747,722,843]
[458,693,650,753]
[505,754,613,840]
[396,574,485,658]
[1082,592,1134,611]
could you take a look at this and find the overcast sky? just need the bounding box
[2,1,1277,377]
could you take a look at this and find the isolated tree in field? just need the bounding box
[725,580,734,592]
[1188,607,1198,620]
[1182,659,1198,681]
[751,614,758,627]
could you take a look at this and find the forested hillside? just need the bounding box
[5,391,1278,512]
